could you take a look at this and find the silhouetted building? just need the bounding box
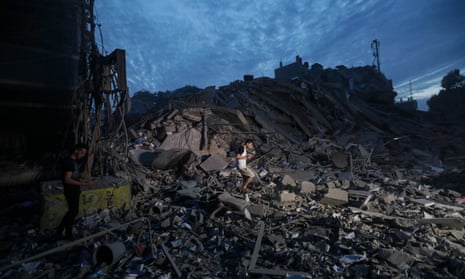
[0,0,83,158]
[274,56,310,81]
[274,56,396,104]
[396,96,418,111]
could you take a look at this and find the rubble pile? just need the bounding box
[1,71,465,278]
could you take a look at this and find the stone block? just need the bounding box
[326,181,336,189]
[279,190,296,202]
[320,188,348,206]
[247,204,267,217]
[300,181,316,193]
[281,174,296,187]
[182,110,202,122]
[199,154,229,172]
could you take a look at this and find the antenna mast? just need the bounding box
[409,80,413,98]
[371,39,381,73]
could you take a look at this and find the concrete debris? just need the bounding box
[2,71,465,278]
[321,188,349,206]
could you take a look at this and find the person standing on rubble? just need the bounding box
[56,143,95,240]
[236,139,255,201]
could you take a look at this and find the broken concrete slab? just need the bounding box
[300,181,316,193]
[199,154,229,172]
[320,188,349,206]
[151,149,196,170]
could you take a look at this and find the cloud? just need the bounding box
[95,0,465,103]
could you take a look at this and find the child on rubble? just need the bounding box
[236,139,255,202]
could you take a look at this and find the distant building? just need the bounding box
[274,56,310,81]
[395,96,418,111]
[243,74,254,82]
[274,56,396,104]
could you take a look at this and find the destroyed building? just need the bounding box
[275,56,396,105]
[3,65,465,278]
[1,1,465,279]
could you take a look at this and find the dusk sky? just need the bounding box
[94,0,465,110]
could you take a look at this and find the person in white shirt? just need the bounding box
[236,139,255,197]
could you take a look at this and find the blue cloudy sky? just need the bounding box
[94,0,465,110]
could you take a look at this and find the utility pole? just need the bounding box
[371,39,381,73]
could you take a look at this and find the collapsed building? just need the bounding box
[2,58,465,278]
[1,1,465,278]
